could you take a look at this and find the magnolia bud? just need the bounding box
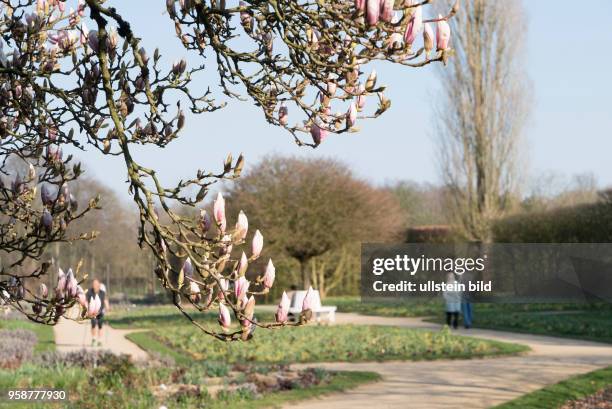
[55,268,66,298]
[404,6,423,46]
[217,278,229,300]
[310,123,328,146]
[238,252,248,276]
[365,69,377,91]
[234,276,249,300]
[213,192,226,232]
[199,209,212,233]
[65,268,78,298]
[275,291,290,323]
[218,303,231,331]
[278,104,288,126]
[262,259,275,289]
[366,0,380,26]
[251,230,263,259]
[347,101,357,128]
[423,24,434,53]
[41,209,53,234]
[436,15,451,50]
[380,0,394,23]
[302,286,315,312]
[39,283,48,299]
[182,257,194,279]
[235,210,248,241]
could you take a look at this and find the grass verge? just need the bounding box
[494,366,612,409]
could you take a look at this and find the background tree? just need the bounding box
[227,156,404,292]
[435,0,530,243]
[0,0,458,339]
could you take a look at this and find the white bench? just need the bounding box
[288,290,336,323]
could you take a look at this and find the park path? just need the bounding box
[53,315,148,361]
[283,313,612,409]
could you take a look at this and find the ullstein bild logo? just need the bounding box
[361,243,612,303]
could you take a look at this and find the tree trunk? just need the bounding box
[300,258,311,290]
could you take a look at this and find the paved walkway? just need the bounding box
[53,315,148,361]
[283,313,612,409]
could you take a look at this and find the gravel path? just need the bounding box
[53,314,148,361]
[282,313,612,409]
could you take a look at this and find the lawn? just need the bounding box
[115,305,528,364]
[328,297,612,343]
[494,366,612,409]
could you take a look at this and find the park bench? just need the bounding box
[288,289,337,323]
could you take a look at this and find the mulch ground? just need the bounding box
[560,387,612,409]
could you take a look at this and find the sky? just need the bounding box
[71,0,612,200]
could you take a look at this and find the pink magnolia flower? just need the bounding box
[262,259,276,289]
[355,0,366,11]
[87,294,101,318]
[199,209,211,233]
[234,276,250,300]
[356,84,366,110]
[347,101,357,128]
[87,30,99,52]
[213,192,226,232]
[302,286,315,311]
[423,23,434,53]
[217,278,229,300]
[310,123,328,146]
[39,283,48,299]
[251,230,263,259]
[278,104,288,125]
[404,5,423,46]
[380,0,394,23]
[65,268,78,298]
[243,295,256,322]
[76,286,87,308]
[218,303,231,331]
[55,268,66,298]
[436,15,451,50]
[182,257,193,278]
[365,69,377,90]
[235,210,248,241]
[366,0,380,26]
[386,32,403,51]
[238,251,248,276]
[77,0,86,17]
[275,291,290,323]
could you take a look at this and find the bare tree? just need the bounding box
[435,0,530,242]
[227,156,404,290]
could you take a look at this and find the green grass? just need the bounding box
[148,324,527,364]
[127,331,192,366]
[494,366,612,409]
[0,319,55,353]
[328,297,612,343]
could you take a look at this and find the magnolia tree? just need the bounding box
[0,0,457,341]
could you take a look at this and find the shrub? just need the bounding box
[0,329,37,369]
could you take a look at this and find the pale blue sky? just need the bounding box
[74,1,612,199]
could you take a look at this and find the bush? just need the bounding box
[0,329,37,369]
[35,349,129,369]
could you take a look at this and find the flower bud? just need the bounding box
[218,302,231,331]
[199,209,211,233]
[404,5,423,46]
[87,294,101,318]
[55,268,66,298]
[436,15,451,50]
[234,210,248,241]
[238,252,248,276]
[41,209,53,234]
[251,230,263,259]
[278,104,288,126]
[65,268,78,298]
[217,278,229,300]
[275,291,290,323]
[310,123,328,146]
[262,259,275,289]
[182,257,194,279]
[380,0,394,23]
[365,69,377,91]
[366,0,380,26]
[88,30,99,52]
[302,286,315,312]
[39,283,48,299]
[234,276,249,300]
[347,101,357,128]
[213,192,226,232]
[423,23,434,53]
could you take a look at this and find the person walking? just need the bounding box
[86,279,110,346]
[443,273,461,329]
